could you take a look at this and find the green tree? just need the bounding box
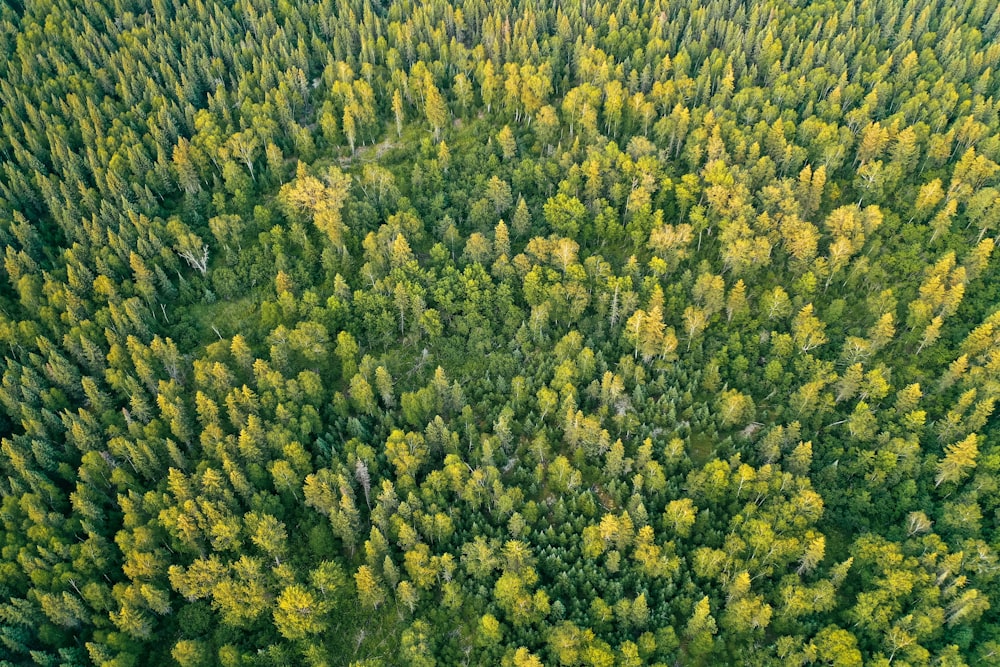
[424,81,448,140]
[355,565,386,611]
[274,585,329,640]
[543,194,587,237]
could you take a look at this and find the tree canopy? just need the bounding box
[2,0,1000,665]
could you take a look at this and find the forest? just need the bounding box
[1,0,1000,664]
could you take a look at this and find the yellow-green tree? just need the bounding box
[274,585,329,640]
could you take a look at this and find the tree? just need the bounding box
[167,218,209,274]
[664,498,697,537]
[718,389,755,427]
[726,279,749,322]
[464,233,493,265]
[935,434,979,488]
[792,304,827,352]
[349,374,378,415]
[280,163,352,254]
[494,568,549,627]
[336,331,360,378]
[355,566,386,611]
[385,430,429,485]
[311,561,347,599]
[274,585,329,640]
[437,141,450,172]
[393,88,405,137]
[424,80,448,140]
[512,197,531,237]
[685,597,718,659]
[462,536,500,580]
[486,176,513,215]
[624,307,666,362]
[498,125,517,160]
[535,105,560,149]
[543,194,587,237]
[812,626,863,667]
[375,366,395,408]
[225,131,260,181]
[172,640,208,667]
[682,306,709,350]
[250,513,289,564]
[401,620,436,666]
[110,601,154,639]
[512,648,543,667]
[494,220,511,258]
[397,580,419,614]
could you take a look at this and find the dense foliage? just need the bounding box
[2,0,1000,664]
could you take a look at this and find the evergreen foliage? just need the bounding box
[1,0,1000,664]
